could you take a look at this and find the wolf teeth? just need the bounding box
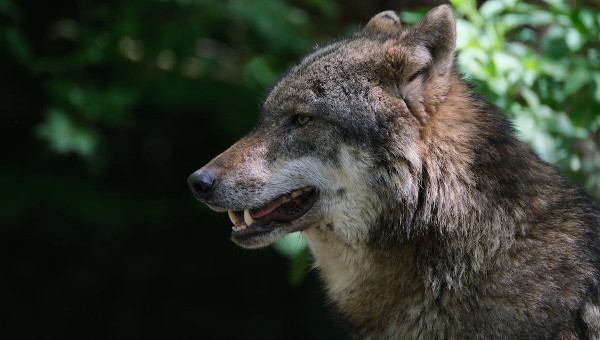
[282,187,313,203]
[229,209,251,231]
[227,210,237,225]
[229,187,314,230]
[232,224,247,232]
[244,209,254,226]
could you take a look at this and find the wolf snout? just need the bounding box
[187,167,217,201]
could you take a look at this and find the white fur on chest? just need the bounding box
[304,225,451,340]
[304,226,367,295]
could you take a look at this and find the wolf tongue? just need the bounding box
[251,198,284,219]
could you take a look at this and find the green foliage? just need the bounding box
[3,2,352,337]
[35,109,99,158]
[2,0,338,165]
[450,0,600,197]
[272,232,311,286]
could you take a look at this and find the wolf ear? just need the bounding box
[365,11,402,35]
[407,5,456,73]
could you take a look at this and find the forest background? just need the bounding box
[2,0,600,339]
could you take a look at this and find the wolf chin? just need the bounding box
[188,5,600,339]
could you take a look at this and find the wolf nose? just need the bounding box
[187,168,216,200]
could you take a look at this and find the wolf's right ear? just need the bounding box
[365,11,402,35]
[406,5,456,74]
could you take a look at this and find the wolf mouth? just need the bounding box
[227,187,318,238]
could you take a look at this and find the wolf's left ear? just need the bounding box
[407,5,456,74]
[365,11,402,35]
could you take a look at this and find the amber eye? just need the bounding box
[296,115,311,126]
[408,67,427,82]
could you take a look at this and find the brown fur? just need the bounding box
[189,5,600,339]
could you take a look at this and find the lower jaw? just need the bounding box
[231,221,309,249]
[231,220,278,238]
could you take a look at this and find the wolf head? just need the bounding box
[188,5,460,249]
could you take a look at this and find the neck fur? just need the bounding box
[303,77,549,336]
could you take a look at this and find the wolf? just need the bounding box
[188,5,600,339]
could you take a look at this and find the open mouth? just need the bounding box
[227,187,318,238]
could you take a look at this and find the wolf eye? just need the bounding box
[295,115,312,126]
[408,68,427,82]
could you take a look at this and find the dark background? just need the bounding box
[2,0,599,339]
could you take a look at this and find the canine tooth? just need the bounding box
[291,190,303,198]
[303,187,313,192]
[228,210,237,225]
[282,196,290,203]
[244,209,254,226]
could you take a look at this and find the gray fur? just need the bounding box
[189,5,600,339]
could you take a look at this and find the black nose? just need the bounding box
[187,168,217,200]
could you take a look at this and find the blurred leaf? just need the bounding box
[4,27,32,63]
[399,10,426,24]
[520,87,540,110]
[288,246,310,286]
[528,10,556,26]
[242,56,278,88]
[565,28,583,51]
[594,74,600,101]
[542,26,569,58]
[479,0,505,20]
[564,66,592,96]
[272,232,309,286]
[272,231,307,258]
[451,0,484,27]
[301,0,339,18]
[492,50,521,73]
[577,9,597,31]
[544,0,569,12]
[36,109,99,158]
